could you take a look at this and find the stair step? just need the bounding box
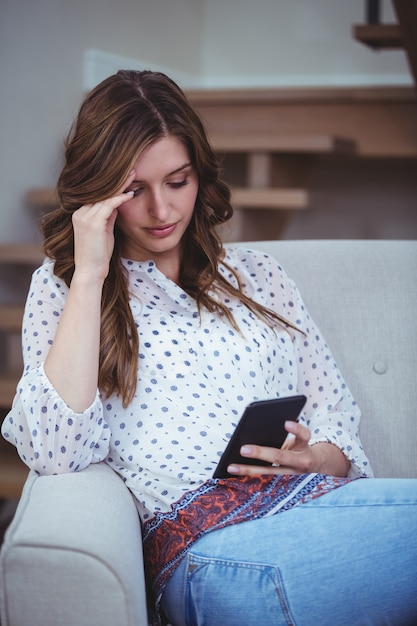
[0,374,19,409]
[0,243,44,265]
[0,305,25,332]
[210,133,356,154]
[26,187,59,209]
[353,23,403,49]
[231,187,309,210]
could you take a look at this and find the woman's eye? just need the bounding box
[130,187,143,197]
[169,178,188,189]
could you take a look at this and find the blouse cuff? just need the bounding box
[19,362,101,417]
[8,364,109,474]
[309,427,374,479]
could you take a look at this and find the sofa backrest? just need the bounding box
[239,240,417,479]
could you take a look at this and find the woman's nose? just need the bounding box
[149,189,170,221]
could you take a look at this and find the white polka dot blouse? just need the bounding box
[1,246,373,521]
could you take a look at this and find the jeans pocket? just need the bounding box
[185,552,294,626]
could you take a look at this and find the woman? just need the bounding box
[2,70,416,626]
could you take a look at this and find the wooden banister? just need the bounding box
[209,133,356,155]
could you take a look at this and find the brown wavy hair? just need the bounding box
[42,70,294,407]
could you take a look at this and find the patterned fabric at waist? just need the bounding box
[143,472,354,619]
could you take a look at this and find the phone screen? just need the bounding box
[213,395,307,479]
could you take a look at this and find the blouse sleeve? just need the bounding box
[252,251,374,479]
[1,261,110,474]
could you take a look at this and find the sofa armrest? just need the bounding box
[0,463,149,626]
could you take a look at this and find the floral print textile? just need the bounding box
[143,473,354,622]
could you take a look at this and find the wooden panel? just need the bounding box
[0,445,29,499]
[0,374,19,409]
[210,133,356,154]
[231,188,309,210]
[188,87,417,157]
[187,85,415,105]
[0,244,44,265]
[352,23,403,49]
[0,305,24,332]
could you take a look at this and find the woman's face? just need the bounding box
[116,134,199,280]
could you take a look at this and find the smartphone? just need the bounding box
[213,394,307,479]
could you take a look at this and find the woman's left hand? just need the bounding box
[227,420,350,478]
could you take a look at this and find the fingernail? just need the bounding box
[241,445,252,455]
[227,465,239,474]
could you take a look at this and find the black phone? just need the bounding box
[213,394,307,479]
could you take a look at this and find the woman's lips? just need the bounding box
[146,223,177,237]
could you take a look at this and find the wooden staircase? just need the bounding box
[212,130,358,241]
[186,82,417,239]
[209,133,355,213]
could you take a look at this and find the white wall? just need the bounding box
[200,0,410,87]
[0,0,413,245]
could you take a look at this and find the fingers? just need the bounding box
[70,171,136,280]
[240,443,311,471]
[227,449,312,476]
[72,172,136,243]
[119,168,136,195]
[281,420,310,450]
[227,462,280,477]
[74,169,136,218]
[227,422,314,476]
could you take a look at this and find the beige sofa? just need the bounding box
[1,239,416,626]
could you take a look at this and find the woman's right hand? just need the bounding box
[71,170,136,281]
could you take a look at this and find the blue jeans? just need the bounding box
[161,478,417,626]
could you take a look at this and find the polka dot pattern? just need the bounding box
[1,247,371,522]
